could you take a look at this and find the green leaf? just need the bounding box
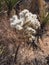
[0,0,2,12]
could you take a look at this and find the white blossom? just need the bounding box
[15,25,23,30]
[25,27,36,34]
[10,15,19,27]
[10,9,40,41]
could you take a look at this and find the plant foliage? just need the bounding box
[4,0,18,10]
[0,0,2,12]
[41,12,49,29]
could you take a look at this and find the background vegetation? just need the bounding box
[0,0,18,15]
[0,0,49,65]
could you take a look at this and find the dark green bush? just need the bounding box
[41,12,49,29]
[0,0,2,12]
[4,0,19,15]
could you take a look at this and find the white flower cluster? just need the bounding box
[10,9,40,41]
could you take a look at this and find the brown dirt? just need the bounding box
[0,14,49,65]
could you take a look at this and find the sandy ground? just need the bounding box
[0,15,49,65]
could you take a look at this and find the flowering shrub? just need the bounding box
[10,9,40,41]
